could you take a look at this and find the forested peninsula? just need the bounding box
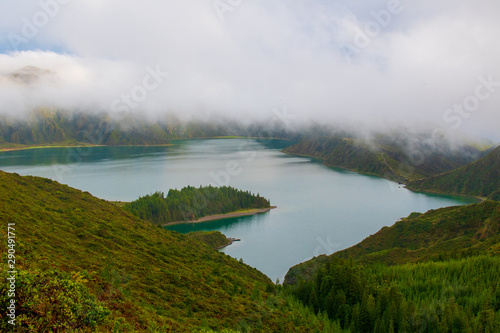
[123,185,272,225]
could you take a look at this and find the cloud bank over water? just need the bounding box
[0,0,499,140]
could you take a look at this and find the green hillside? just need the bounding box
[284,201,500,332]
[407,146,500,199]
[0,170,336,332]
[284,137,402,181]
[283,136,480,182]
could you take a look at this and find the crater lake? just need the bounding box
[0,139,477,281]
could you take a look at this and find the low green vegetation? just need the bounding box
[407,146,500,200]
[284,201,500,332]
[188,231,232,249]
[123,186,271,224]
[0,170,333,332]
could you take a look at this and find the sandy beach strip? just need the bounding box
[162,206,277,226]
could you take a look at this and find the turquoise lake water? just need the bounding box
[0,139,477,281]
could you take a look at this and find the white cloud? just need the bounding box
[0,0,498,139]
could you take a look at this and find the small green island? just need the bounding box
[123,185,275,226]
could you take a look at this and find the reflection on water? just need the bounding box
[166,213,269,234]
[0,145,177,167]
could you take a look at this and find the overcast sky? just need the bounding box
[0,0,499,140]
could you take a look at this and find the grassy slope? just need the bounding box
[283,136,479,182]
[0,171,333,332]
[285,201,500,284]
[407,146,500,200]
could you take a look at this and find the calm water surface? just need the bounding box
[0,139,477,281]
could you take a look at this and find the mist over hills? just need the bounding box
[0,108,303,148]
[0,64,497,152]
[1,65,54,85]
[283,136,483,183]
[1,104,495,200]
[1,1,499,331]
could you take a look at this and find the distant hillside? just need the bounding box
[0,170,333,332]
[0,68,178,147]
[283,201,500,332]
[284,136,402,181]
[2,65,54,85]
[407,146,500,200]
[0,109,301,149]
[0,109,177,147]
[283,136,479,182]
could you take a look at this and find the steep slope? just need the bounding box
[0,171,332,332]
[407,146,500,199]
[283,136,479,182]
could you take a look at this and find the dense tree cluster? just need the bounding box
[286,256,500,332]
[124,186,270,223]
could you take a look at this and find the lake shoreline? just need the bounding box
[0,143,173,153]
[0,137,291,153]
[162,206,277,226]
[283,150,484,202]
